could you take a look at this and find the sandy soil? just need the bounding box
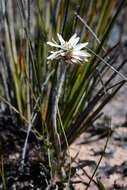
[70,124,127,189]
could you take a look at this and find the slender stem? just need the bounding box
[86,47,127,81]
[51,61,67,158]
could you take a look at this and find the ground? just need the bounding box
[70,123,127,189]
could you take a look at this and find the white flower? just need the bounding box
[47,33,91,64]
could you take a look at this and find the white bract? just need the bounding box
[47,33,90,64]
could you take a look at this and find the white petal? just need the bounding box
[84,58,89,62]
[50,50,63,54]
[70,37,80,47]
[68,33,77,44]
[72,51,85,56]
[51,50,65,56]
[71,58,78,63]
[75,42,88,50]
[71,58,81,64]
[47,33,90,64]
[57,33,65,45]
[52,38,58,44]
[81,51,91,57]
[73,50,91,57]
[47,52,59,60]
[47,53,56,60]
[47,41,61,48]
[72,55,82,61]
[60,52,65,56]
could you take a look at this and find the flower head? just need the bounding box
[47,33,91,64]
